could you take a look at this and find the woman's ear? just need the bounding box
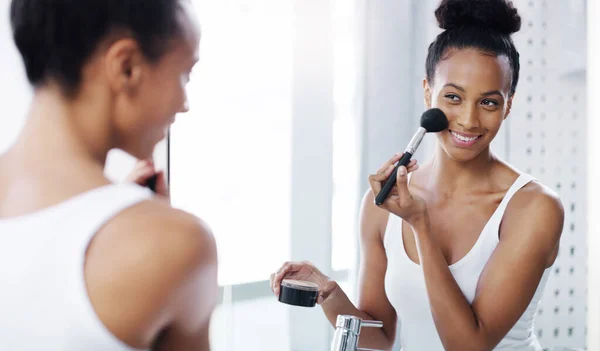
[423,78,432,109]
[505,95,514,120]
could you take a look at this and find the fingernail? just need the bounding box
[398,167,407,176]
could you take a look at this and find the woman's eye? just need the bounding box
[481,99,499,106]
[445,94,460,101]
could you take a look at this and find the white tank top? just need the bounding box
[0,184,153,351]
[384,174,551,350]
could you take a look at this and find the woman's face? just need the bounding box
[110,1,201,160]
[424,48,514,162]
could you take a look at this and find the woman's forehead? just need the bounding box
[434,48,512,93]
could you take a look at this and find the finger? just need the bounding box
[270,265,286,293]
[376,163,397,182]
[407,162,419,173]
[369,164,395,195]
[377,153,403,174]
[403,159,418,171]
[273,270,289,295]
[133,160,153,172]
[395,166,413,207]
[388,152,403,164]
[132,167,156,184]
[273,262,303,295]
[270,268,282,293]
[275,262,302,289]
[269,273,276,293]
[131,159,153,172]
[139,165,155,177]
[127,165,154,183]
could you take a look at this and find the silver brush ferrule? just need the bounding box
[405,127,427,154]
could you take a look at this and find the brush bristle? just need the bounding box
[420,108,449,132]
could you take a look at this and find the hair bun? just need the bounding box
[435,0,521,35]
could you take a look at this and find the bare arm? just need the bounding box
[269,190,396,350]
[310,189,397,350]
[376,168,564,351]
[412,183,562,351]
[271,153,418,350]
[153,218,218,351]
[85,200,218,350]
[154,321,212,351]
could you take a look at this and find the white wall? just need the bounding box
[588,0,599,349]
[0,0,31,155]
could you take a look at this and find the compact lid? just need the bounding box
[281,279,319,292]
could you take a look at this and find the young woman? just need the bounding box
[270,0,564,350]
[0,1,217,350]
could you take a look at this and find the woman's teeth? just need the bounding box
[451,131,480,142]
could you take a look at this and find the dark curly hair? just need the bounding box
[426,0,522,96]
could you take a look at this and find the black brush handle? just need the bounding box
[146,174,158,193]
[375,152,413,206]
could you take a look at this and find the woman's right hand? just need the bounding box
[126,159,170,198]
[269,261,338,304]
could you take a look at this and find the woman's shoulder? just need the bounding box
[500,166,564,244]
[495,160,561,210]
[512,178,563,215]
[478,160,563,247]
[514,176,563,212]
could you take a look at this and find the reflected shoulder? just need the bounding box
[85,199,217,348]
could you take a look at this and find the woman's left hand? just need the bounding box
[368,153,428,227]
[126,159,170,198]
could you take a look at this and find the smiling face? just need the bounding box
[424,48,514,162]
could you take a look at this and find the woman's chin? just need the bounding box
[441,143,486,163]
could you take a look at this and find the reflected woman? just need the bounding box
[0,1,217,350]
[270,0,563,350]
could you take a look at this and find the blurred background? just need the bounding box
[0,0,592,350]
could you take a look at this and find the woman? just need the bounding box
[0,1,217,350]
[270,0,564,350]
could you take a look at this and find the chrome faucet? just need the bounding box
[331,315,384,351]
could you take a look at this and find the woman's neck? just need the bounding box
[424,143,498,195]
[9,87,115,168]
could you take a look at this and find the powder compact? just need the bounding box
[278,279,319,308]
